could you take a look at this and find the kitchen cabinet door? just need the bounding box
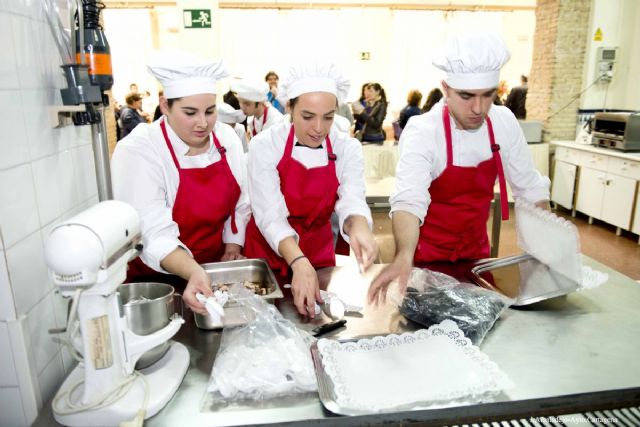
[576,166,606,219]
[601,174,636,230]
[551,160,577,209]
[632,193,640,236]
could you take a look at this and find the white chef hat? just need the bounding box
[216,102,246,124]
[279,62,351,104]
[433,32,511,90]
[147,49,229,99]
[229,79,269,102]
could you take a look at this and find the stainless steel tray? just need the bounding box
[194,259,283,329]
[469,254,580,306]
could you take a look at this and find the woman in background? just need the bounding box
[398,89,423,129]
[421,87,443,113]
[353,82,388,144]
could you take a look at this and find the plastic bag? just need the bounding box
[394,268,513,346]
[206,283,317,401]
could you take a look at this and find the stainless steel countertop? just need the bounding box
[34,256,640,426]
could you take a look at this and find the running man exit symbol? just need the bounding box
[184,9,211,28]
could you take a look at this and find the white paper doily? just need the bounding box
[317,320,513,412]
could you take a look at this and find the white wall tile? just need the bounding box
[5,231,50,316]
[0,13,19,89]
[10,15,48,90]
[0,164,40,248]
[72,144,98,203]
[7,316,40,424]
[0,321,19,386]
[32,151,76,226]
[0,250,17,321]
[21,89,70,161]
[67,124,93,149]
[0,90,29,170]
[27,292,59,375]
[0,387,28,427]
[37,350,65,405]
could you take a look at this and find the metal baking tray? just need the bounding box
[194,259,283,329]
[469,254,580,306]
[311,340,450,416]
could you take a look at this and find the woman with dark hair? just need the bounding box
[421,87,443,113]
[245,63,378,318]
[398,89,423,129]
[265,70,285,114]
[353,82,388,144]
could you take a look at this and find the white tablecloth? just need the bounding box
[362,142,399,179]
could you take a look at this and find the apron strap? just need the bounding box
[211,131,239,234]
[486,117,509,221]
[252,106,269,137]
[160,118,182,170]
[442,105,454,167]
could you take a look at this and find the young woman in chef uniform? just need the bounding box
[368,33,550,304]
[244,63,378,317]
[111,50,251,314]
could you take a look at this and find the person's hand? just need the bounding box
[347,221,378,273]
[367,255,412,306]
[221,243,245,261]
[270,87,278,97]
[290,257,322,318]
[182,267,213,315]
[351,102,364,115]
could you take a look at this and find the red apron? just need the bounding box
[244,126,340,275]
[252,107,269,137]
[414,105,508,263]
[127,119,241,281]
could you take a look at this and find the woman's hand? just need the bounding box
[290,257,323,318]
[221,243,245,261]
[367,254,412,306]
[182,266,213,315]
[344,216,378,272]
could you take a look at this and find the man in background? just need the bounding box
[505,74,528,119]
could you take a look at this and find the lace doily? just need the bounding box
[317,320,512,412]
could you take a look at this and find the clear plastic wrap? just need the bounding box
[394,268,513,345]
[206,283,317,401]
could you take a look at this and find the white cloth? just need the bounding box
[230,79,269,102]
[147,49,228,98]
[111,120,251,273]
[390,100,550,224]
[232,123,249,153]
[247,121,373,255]
[279,62,350,103]
[433,32,511,90]
[247,105,284,137]
[217,102,246,124]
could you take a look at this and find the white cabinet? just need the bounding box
[577,167,636,229]
[633,195,640,237]
[551,160,577,210]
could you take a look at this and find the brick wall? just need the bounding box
[527,0,591,142]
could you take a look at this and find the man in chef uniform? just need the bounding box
[244,62,378,318]
[368,32,550,303]
[111,50,251,314]
[231,79,284,139]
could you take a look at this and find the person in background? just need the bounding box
[217,102,249,153]
[495,79,508,105]
[111,49,251,314]
[223,89,241,110]
[232,79,284,139]
[153,90,164,121]
[368,32,550,304]
[244,62,378,317]
[351,82,369,133]
[421,87,443,113]
[505,74,528,119]
[118,92,146,139]
[265,70,286,114]
[129,82,139,94]
[398,89,423,129]
[353,82,388,144]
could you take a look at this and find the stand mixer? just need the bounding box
[45,200,189,426]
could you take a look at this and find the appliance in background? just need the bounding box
[518,120,543,144]
[591,112,640,152]
[595,47,617,83]
[44,0,114,200]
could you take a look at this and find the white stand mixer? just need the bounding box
[45,201,189,427]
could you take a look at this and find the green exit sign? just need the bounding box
[183,9,211,28]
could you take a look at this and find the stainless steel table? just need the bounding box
[34,256,640,426]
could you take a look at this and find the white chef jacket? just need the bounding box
[390,99,550,224]
[111,120,251,273]
[247,121,373,255]
[247,104,284,137]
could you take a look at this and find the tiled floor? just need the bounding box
[371,207,640,280]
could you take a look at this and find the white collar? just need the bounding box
[163,119,213,156]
